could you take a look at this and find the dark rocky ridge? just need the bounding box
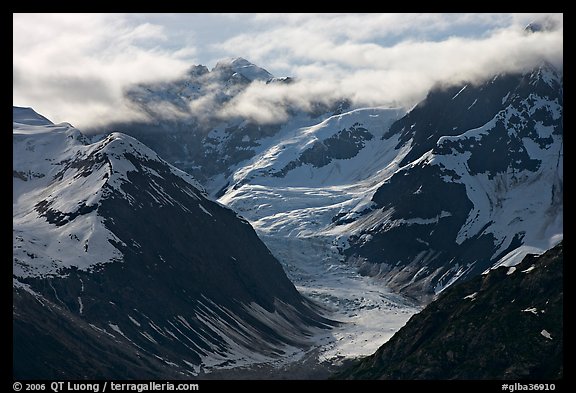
[336,242,563,380]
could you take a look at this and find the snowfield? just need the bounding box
[13,115,125,277]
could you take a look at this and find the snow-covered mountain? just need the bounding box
[204,62,562,301]
[342,65,563,298]
[12,106,334,379]
[213,57,274,82]
[74,56,562,372]
[94,56,562,301]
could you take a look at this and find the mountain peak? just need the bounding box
[13,106,54,126]
[524,17,559,34]
[213,57,274,81]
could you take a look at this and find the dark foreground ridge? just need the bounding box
[336,242,563,380]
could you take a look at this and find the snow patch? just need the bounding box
[108,323,126,337]
[522,265,536,273]
[128,316,141,327]
[78,297,84,314]
[89,323,116,338]
[452,85,467,100]
[463,292,478,300]
[467,98,478,110]
[198,204,213,217]
[522,307,538,315]
[140,331,158,344]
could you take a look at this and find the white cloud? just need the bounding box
[13,13,195,128]
[217,80,337,124]
[216,13,562,73]
[214,18,563,123]
[13,13,562,129]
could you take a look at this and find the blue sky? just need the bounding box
[13,13,563,128]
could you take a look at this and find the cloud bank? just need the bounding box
[13,13,195,128]
[13,13,563,129]
[218,22,563,124]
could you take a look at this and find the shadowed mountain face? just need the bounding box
[336,242,563,380]
[13,107,334,379]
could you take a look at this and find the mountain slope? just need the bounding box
[336,241,563,380]
[13,282,182,379]
[342,64,562,299]
[13,107,333,379]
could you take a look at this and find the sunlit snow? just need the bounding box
[540,329,553,340]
